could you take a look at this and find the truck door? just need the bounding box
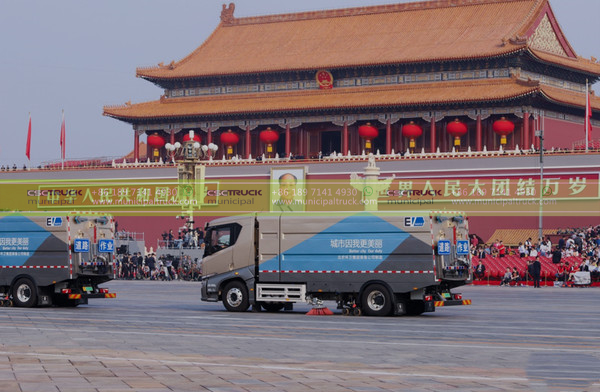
[202,224,242,276]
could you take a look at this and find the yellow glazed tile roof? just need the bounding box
[104,78,600,120]
[486,229,556,246]
[135,0,600,80]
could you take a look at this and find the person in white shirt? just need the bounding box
[518,243,528,258]
[565,247,574,257]
[540,242,550,257]
[529,247,538,258]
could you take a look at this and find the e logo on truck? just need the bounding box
[46,217,63,227]
[404,217,425,227]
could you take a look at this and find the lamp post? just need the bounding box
[165,130,218,230]
[535,122,544,241]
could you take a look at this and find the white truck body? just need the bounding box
[0,214,116,307]
[201,212,471,316]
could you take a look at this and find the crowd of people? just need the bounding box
[471,224,600,286]
[116,252,202,281]
[161,227,204,249]
[114,224,208,282]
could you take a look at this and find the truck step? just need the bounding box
[256,283,306,303]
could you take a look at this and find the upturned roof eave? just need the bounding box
[526,49,600,80]
[102,90,540,125]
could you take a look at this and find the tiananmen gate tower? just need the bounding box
[103,0,600,160]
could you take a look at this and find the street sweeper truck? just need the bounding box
[0,214,116,307]
[200,212,471,316]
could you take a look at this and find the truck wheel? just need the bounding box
[406,300,425,316]
[260,302,284,312]
[222,281,249,312]
[12,278,38,308]
[361,284,392,316]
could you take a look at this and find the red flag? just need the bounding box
[26,114,32,160]
[586,90,593,142]
[60,111,66,159]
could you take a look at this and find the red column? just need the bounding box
[492,120,497,151]
[134,131,139,162]
[476,115,482,151]
[342,122,348,155]
[523,112,530,149]
[532,116,538,150]
[509,121,516,150]
[385,119,392,155]
[441,122,447,152]
[169,130,175,160]
[207,128,213,158]
[482,119,487,149]
[489,120,495,151]
[245,126,251,159]
[285,124,291,157]
[430,117,436,153]
[519,118,524,148]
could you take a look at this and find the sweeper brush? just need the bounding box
[306,298,334,316]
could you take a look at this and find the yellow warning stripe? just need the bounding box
[67,293,116,299]
[434,299,472,307]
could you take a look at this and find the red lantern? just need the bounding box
[358,123,378,150]
[220,129,240,156]
[147,133,165,149]
[447,119,468,147]
[493,117,515,145]
[182,133,201,143]
[259,127,279,154]
[402,121,423,149]
[220,129,239,145]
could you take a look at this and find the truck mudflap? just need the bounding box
[434,299,472,307]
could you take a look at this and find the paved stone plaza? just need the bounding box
[0,281,598,391]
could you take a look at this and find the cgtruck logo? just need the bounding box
[206,189,262,197]
[27,189,82,197]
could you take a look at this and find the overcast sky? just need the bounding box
[0,0,598,167]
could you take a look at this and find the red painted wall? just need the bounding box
[544,117,597,149]
[469,215,599,244]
